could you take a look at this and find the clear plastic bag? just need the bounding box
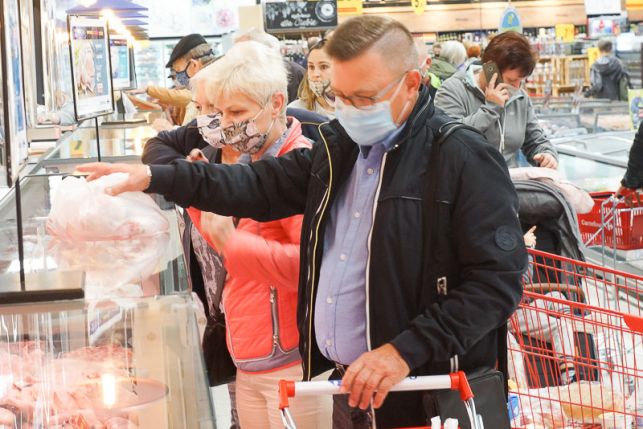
[47,173,169,241]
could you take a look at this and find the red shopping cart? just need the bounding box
[278,372,482,429]
[578,191,643,252]
[508,248,643,428]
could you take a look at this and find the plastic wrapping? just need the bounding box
[44,174,173,297]
[47,174,169,241]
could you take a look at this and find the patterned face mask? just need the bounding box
[309,79,331,99]
[196,107,275,154]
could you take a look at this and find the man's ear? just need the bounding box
[405,70,422,94]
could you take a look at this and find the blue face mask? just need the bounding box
[174,61,192,89]
[335,77,409,147]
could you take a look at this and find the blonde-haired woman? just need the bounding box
[185,41,319,428]
[289,40,335,119]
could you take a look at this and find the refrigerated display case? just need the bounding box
[0,293,214,429]
[0,122,216,428]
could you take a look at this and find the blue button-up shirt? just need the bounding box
[315,128,403,365]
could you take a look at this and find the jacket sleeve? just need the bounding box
[390,136,527,370]
[622,121,643,189]
[435,78,503,133]
[521,99,559,164]
[146,86,192,107]
[142,123,207,165]
[221,216,303,291]
[147,147,313,221]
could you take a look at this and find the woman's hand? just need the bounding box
[485,74,509,107]
[524,225,537,248]
[533,153,558,169]
[201,212,235,251]
[186,148,207,162]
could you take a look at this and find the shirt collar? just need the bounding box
[358,123,406,157]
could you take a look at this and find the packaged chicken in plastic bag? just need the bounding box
[47,173,169,241]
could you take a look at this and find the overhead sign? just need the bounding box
[263,1,338,34]
[338,0,363,16]
[412,0,426,14]
[499,6,522,33]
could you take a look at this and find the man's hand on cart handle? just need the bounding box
[340,343,410,410]
[616,185,641,207]
[77,163,151,195]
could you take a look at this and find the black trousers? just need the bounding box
[329,368,427,429]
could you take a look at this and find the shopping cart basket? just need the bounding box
[578,191,643,252]
[278,372,482,429]
[508,248,642,428]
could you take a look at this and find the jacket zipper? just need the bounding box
[497,95,521,153]
[364,153,388,351]
[270,287,280,349]
[305,126,334,381]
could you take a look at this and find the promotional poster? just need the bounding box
[68,15,114,120]
[2,0,28,184]
[110,35,132,91]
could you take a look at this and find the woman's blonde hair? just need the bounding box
[190,41,288,115]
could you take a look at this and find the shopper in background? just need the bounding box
[420,55,440,98]
[234,29,305,104]
[432,42,442,57]
[585,39,630,101]
[132,33,217,129]
[435,31,558,169]
[289,39,335,119]
[79,15,526,428]
[616,120,643,204]
[427,40,466,85]
[464,42,481,68]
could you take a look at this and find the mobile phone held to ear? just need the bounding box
[483,62,503,86]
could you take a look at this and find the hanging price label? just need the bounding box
[555,24,575,42]
[412,0,426,15]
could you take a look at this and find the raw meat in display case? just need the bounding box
[0,294,215,429]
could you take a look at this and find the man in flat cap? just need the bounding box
[134,33,216,127]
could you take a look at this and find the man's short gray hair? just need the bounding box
[190,41,288,116]
[325,16,418,74]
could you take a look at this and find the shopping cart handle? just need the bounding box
[278,371,474,410]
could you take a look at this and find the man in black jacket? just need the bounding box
[617,120,643,204]
[80,16,526,428]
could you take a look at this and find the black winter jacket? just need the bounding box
[623,121,643,189]
[146,87,526,425]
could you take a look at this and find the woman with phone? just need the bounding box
[435,31,558,169]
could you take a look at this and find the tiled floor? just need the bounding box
[212,385,233,428]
